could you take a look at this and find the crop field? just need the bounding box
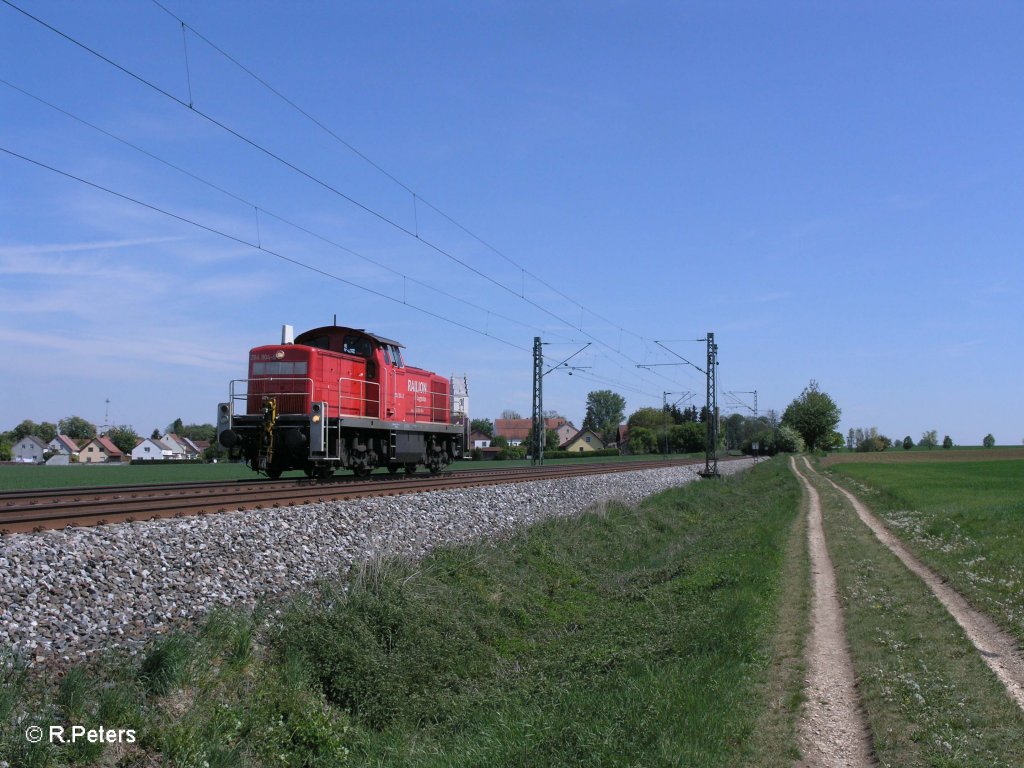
[823,455,1024,647]
[823,446,1024,466]
[0,453,707,491]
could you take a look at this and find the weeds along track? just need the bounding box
[0,458,729,534]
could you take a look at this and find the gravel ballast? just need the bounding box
[1,461,751,663]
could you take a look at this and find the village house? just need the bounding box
[79,435,125,464]
[494,417,576,447]
[12,435,48,463]
[559,428,605,453]
[131,437,174,461]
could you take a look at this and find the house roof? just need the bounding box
[20,435,49,449]
[52,434,80,453]
[91,435,124,456]
[494,417,572,441]
[559,428,604,450]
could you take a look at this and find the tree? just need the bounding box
[470,418,494,437]
[59,415,97,440]
[525,425,559,452]
[178,423,216,442]
[920,430,938,450]
[781,380,841,452]
[846,428,855,451]
[11,420,39,441]
[774,424,805,453]
[626,407,664,429]
[670,422,706,453]
[37,422,57,443]
[106,425,140,454]
[942,435,953,449]
[152,428,162,440]
[627,426,657,454]
[492,435,509,448]
[983,433,996,448]
[500,409,522,420]
[902,436,914,450]
[167,417,185,435]
[582,390,626,446]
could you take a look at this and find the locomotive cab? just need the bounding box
[217,324,466,478]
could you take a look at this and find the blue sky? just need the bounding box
[1,0,1021,445]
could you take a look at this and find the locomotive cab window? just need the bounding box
[384,344,403,367]
[302,335,330,350]
[342,335,372,357]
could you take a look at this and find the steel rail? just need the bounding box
[0,458,733,534]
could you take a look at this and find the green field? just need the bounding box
[825,458,1024,647]
[0,452,707,491]
[2,460,804,768]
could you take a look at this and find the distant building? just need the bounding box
[12,435,48,463]
[47,435,80,460]
[131,437,174,461]
[559,429,605,453]
[495,417,575,447]
[79,435,125,463]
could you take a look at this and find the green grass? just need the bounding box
[0,462,256,490]
[827,459,1024,645]
[803,465,1024,767]
[1,460,804,767]
[0,452,706,491]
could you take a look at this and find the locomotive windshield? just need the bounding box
[342,335,373,357]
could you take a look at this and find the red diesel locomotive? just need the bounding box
[217,324,468,478]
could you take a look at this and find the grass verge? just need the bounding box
[804,464,1024,767]
[825,459,1024,646]
[2,460,803,767]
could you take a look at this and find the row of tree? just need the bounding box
[847,428,998,451]
[485,382,846,458]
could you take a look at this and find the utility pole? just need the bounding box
[700,332,720,478]
[531,336,544,466]
[532,338,591,466]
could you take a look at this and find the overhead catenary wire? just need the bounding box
[148,0,652,347]
[2,0,705,403]
[0,0,562,326]
[0,145,530,353]
[0,76,572,345]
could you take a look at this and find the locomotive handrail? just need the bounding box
[336,376,381,417]
[229,377,314,415]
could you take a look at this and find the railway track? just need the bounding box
[0,458,726,534]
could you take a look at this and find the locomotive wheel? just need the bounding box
[404,462,418,474]
[316,466,334,480]
[353,466,372,478]
[266,466,283,480]
[387,464,400,475]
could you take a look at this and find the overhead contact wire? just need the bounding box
[0,145,529,353]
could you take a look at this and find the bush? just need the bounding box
[542,448,620,460]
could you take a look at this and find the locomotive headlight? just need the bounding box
[312,414,321,423]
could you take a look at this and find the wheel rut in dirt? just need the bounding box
[815,462,1024,713]
[790,457,875,768]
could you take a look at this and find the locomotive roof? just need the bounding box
[296,325,405,348]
